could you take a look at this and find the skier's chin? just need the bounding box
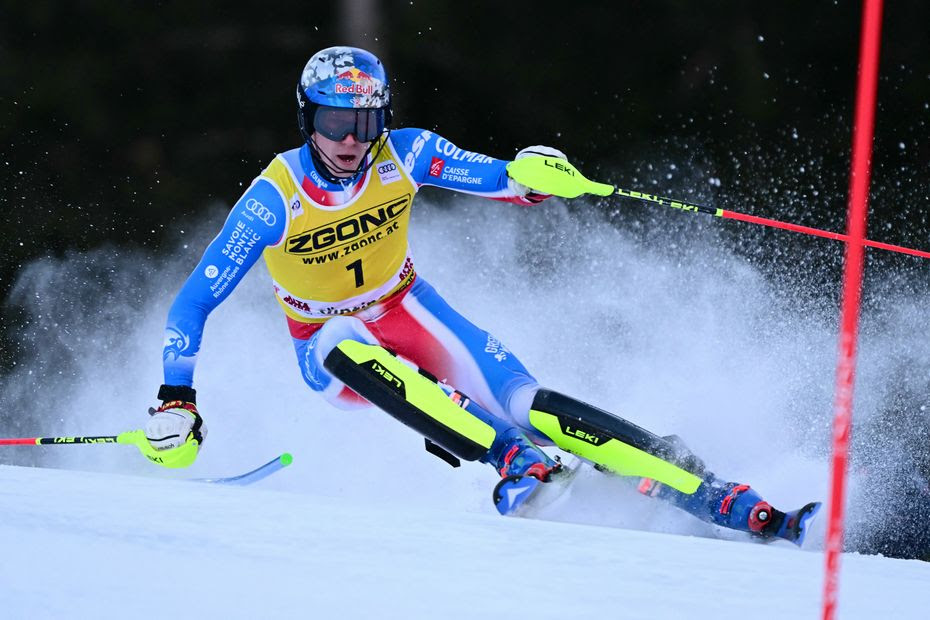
[326,159,360,178]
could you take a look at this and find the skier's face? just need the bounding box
[313,131,370,178]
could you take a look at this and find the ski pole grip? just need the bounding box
[506,156,615,198]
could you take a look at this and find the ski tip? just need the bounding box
[791,501,822,547]
[280,453,294,467]
[492,474,541,516]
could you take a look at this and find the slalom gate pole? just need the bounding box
[823,1,884,619]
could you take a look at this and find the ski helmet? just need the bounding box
[296,46,392,146]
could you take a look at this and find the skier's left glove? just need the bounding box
[507,145,568,204]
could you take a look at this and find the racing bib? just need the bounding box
[260,139,418,321]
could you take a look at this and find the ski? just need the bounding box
[193,453,293,486]
[494,474,542,515]
[493,457,583,516]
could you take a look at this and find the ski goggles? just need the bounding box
[313,106,386,143]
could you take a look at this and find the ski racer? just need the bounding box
[145,46,818,543]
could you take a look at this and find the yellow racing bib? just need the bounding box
[259,139,418,321]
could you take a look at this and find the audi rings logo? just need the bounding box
[245,198,276,226]
[377,162,397,175]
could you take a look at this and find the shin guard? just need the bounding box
[528,389,702,494]
[324,340,496,461]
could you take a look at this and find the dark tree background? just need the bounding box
[1,1,928,368]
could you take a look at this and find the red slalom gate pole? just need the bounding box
[822,1,884,619]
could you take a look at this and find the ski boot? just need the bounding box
[490,430,562,515]
[714,484,822,546]
[640,476,822,546]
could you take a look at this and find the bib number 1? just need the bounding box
[346,259,364,288]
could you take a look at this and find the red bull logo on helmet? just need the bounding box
[334,68,379,96]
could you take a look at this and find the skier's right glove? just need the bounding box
[507,145,568,204]
[142,384,208,467]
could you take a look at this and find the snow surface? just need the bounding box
[1,463,927,619]
[4,194,930,617]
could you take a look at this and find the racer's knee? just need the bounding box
[505,382,551,443]
[311,316,378,367]
[297,316,378,410]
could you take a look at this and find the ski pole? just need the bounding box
[0,435,122,445]
[612,187,930,260]
[506,156,930,260]
[0,429,199,468]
